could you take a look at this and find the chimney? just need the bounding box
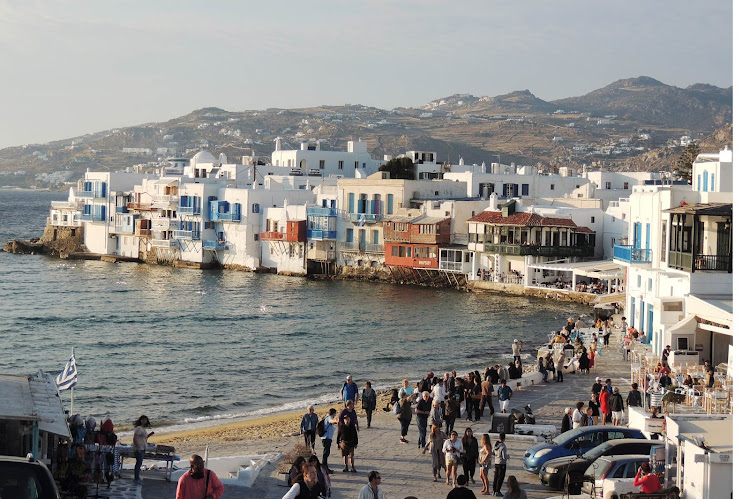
[489,192,498,210]
[275,137,282,152]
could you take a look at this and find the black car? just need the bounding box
[539,438,664,491]
[0,455,60,499]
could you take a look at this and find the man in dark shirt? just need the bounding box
[591,377,603,395]
[661,345,671,364]
[446,474,477,499]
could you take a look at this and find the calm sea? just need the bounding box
[0,188,589,431]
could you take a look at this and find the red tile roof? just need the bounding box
[467,210,579,229]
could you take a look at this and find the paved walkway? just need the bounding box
[109,327,635,499]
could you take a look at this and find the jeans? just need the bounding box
[493,463,506,494]
[365,409,373,427]
[399,418,411,437]
[134,449,145,481]
[480,395,495,416]
[417,415,428,447]
[322,438,332,468]
[557,370,564,382]
[304,429,316,450]
[444,414,456,435]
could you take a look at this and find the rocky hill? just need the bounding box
[0,77,732,188]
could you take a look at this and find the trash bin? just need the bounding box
[491,413,515,434]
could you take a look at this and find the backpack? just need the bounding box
[316,419,327,437]
[392,400,402,415]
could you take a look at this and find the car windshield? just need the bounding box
[551,429,581,445]
[585,458,613,480]
[0,461,57,499]
[582,442,612,460]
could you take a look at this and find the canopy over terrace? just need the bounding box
[666,294,733,367]
[527,259,625,295]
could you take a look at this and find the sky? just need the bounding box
[0,0,734,149]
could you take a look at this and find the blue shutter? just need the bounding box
[373,230,379,245]
[711,174,715,191]
[348,193,355,213]
[645,223,650,251]
[387,194,394,214]
[101,182,107,197]
[703,171,708,192]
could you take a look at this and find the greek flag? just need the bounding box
[56,353,78,391]
[357,213,366,227]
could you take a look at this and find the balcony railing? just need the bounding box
[153,194,179,205]
[613,244,652,263]
[51,201,79,209]
[346,212,383,223]
[308,249,337,261]
[260,231,286,241]
[76,190,102,199]
[151,239,178,248]
[203,240,229,250]
[307,229,337,240]
[668,251,732,273]
[307,207,338,217]
[173,229,201,240]
[111,224,134,234]
[439,261,467,272]
[209,212,241,222]
[339,242,385,254]
[47,216,82,227]
[79,212,106,222]
[127,202,154,210]
[115,205,129,213]
[177,206,201,215]
[483,243,594,257]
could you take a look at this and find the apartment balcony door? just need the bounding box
[359,229,366,251]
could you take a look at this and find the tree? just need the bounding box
[379,157,415,180]
[674,143,700,183]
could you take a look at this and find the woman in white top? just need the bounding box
[442,430,464,487]
[132,415,154,484]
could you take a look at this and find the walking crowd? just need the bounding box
[283,314,634,499]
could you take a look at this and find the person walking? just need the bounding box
[480,376,495,417]
[497,379,512,414]
[176,455,224,499]
[478,434,493,495]
[555,351,565,382]
[320,408,337,472]
[423,424,447,481]
[341,375,359,404]
[396,393,412,444]
[398,378,417,403]
[502,476,527,499]
[512,339,523,365]
[599,388,611,425]
[588,393,600,425]
[339,414,358,473]
[361,381,377,428]
[444,389,459,435]
[627,383,643,409]
[357,470,382,499]
[610,387,625,426]
[300,405,319,451]
[416,391,432,449]
[537,357,548,382]
[132,415,153,485]
[443,431,465,487]
[492,432,508,496]
[461,428,479,485]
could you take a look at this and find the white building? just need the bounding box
[614,149,733,366]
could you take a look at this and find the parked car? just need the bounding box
[581,454,657,498]
[523,425,646,473]
[539,438,664,490]
[0,455,60,499]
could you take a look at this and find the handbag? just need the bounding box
[455,453,465,465]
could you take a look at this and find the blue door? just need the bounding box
[646,305,654,345]
[639,301,645,332]
[631,298,636,327]
[702,171,708,192]
[348,193,355,213]
[634,223,641,249]
[387,194,394,214]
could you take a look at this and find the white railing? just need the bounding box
[151,239,177,248]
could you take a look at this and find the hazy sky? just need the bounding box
[0,0,733,149]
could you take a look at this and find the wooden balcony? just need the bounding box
[668,251,732,273]
[260,231,287,241]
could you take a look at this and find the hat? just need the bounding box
[456,475,468,486]
[596,377,601,381]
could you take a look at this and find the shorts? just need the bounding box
[612,410,623,420]
[340,443,355,456]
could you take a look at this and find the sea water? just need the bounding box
[0,189,589,431]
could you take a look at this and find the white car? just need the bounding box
[581,454,652,498]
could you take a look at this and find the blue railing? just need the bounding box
[203,240,229,250]
[613,244,652,263]
[79,212,106,222]
[209,212,241,222]
[307,207,337,217]
[346,212,383,223]
[177,206,201,214]
[173,229,201,240]
[115,206,128,213]
[307,229,337,240]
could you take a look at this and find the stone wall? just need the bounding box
[468,281,599,304]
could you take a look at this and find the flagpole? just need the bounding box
[70,347,75,415]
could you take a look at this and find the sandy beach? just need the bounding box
[121,326,635,498]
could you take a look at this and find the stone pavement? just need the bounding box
[100,327,634,499]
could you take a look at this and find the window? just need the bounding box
[252,203,260,213]
[363,163,366,169]
[550,184,555,191]
[346,228,353,242]
[590,216,595,223]
[521,184,529,196]
[605,181,611,189]
[319,160,325,169]
[648,279,653,291]
[387,194,394,214]
[391,246,398,257]
[663,302,683,312]
[354,161,359,169]
[623,182,629,189]
[372,230,379,245]
[711,173,715,191]
[637,275,642,288]
[607,431,626,440]
[338,160,344,170]
[254,234,259,241]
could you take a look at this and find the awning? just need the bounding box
[0,373,71,439]
[527,260,625,279]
